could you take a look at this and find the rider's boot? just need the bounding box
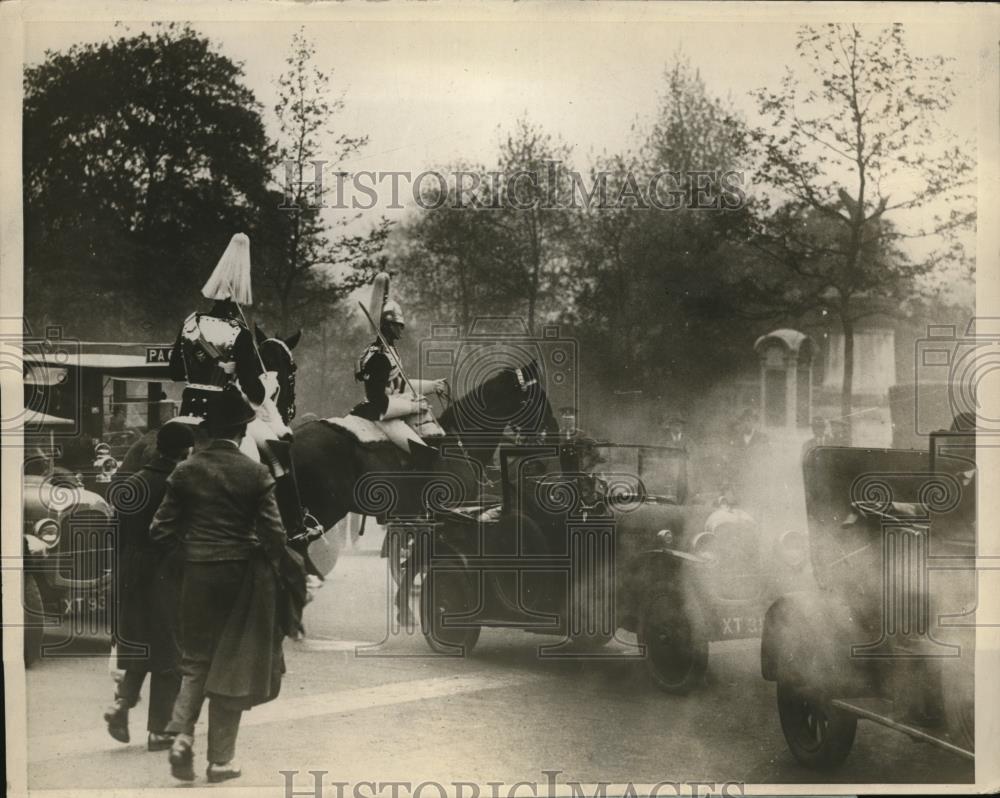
[262,440,321,539]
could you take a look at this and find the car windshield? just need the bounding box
[593,444,686,501]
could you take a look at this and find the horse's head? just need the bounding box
[255,326,301,426]
[440,358,559,444]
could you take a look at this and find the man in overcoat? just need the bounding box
[151,388,306,783]
[104,422,194,750]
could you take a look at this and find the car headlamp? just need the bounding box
[778,530,808,568]
[691,531,718,563]
[32,518,60,547]
[657,528,674,547]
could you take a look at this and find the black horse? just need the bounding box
[121,341,558,571]
[291,358,559,532]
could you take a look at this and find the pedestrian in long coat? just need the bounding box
[151,388,306,784]
[104,422,194,750]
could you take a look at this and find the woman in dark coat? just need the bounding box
[104,422,194,750]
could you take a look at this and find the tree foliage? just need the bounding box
[23,23,273,338]
[261,28,390,334]
[744,23,975,423]
[395,118,576,333]
[569,60,754,404]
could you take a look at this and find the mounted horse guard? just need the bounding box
[167,232,322,547]
[351,271,447,460]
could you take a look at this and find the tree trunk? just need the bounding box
[279,298,291,338]
[840,315,854,444]
[319,319,328,407]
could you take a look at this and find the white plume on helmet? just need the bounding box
[367,271,404,327]
[202,233,253,305]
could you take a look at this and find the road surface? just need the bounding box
[23,547,973,792]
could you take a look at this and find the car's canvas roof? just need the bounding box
[22,341,173,378]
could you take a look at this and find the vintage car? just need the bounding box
[22,469,116,666]
[760,430,976,769]
[388,439,809,693]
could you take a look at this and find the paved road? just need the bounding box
[24,551,973,792]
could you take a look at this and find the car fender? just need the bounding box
[631,548,711,604]
[761,590,871,694]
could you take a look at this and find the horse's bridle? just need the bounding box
[436,378,452,413]
[264,338,297,422]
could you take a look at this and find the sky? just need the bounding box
[20,8,989,296]
[23,14,983,179]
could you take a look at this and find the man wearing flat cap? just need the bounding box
[151,388,306,783]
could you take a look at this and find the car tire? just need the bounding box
[776,681,857,770]
[639,592,709,694]
[23,575,45,668]
[420,567,480,656]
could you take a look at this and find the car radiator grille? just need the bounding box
[713,523,763,601]
[58,510,115,583]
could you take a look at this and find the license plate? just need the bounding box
[718,614,763,638]
[61,593,107,615]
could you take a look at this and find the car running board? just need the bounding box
[830,697,974,760]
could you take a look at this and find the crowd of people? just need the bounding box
[106,389,309,783]
[105,235,311,784]
[102,237,448,784]
[99,231,865,784]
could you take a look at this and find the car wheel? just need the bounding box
[420,568,480,656]
[23,576,45,667]
[639,593,708,694]
[776,681,857,769]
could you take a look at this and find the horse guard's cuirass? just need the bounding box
[358,343,406,396]
[180,312,242,389]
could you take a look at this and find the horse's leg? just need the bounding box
[291,423,358,540]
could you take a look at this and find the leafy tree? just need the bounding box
[492,118,576,332]
[393,119,576,334]
[261,28,390,334]
[568,60,753,404]
[23,23,273,338]
[745,23,975,428]
[393,161,517,329]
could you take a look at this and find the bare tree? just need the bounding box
[493,117,576,332]
[747,23,975,427]
[263,28,390,333]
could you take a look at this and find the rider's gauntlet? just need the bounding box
[381,394,427,421]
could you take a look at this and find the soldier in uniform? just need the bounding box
[168,234,265,424]
[351,272,446,456]
[169,234,318,544]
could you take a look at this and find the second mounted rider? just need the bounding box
[351,272,446,458]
